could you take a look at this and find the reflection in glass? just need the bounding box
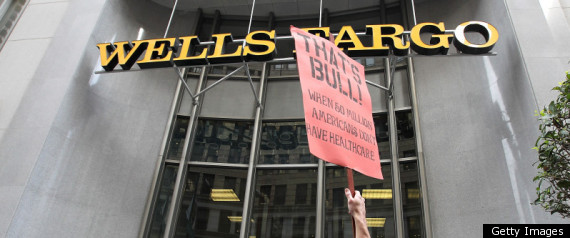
[362,57,385,68]
[325,166,394,238]
[249,169,318,238]
[167,116,190,160]
[191,119,254,164]
[148,1,424,237]
[174,167,247,237]
[208,64,264,78]
[259,121,318,164]
[374,114,391,159]
[148,165,178,238]
[396,110,417,158]
[269,63,299,77]
[401,162,423,238]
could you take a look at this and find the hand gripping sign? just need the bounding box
[291,26,383,180]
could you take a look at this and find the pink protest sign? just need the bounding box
[291,26,382,180]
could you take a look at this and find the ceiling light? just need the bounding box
[211,189,240,202]
[228,216,242,222]
[362,189,392,199]
[407,188,420,200]
[366,218,386,227]
[227,216,254,223]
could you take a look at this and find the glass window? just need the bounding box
[167,116,190,160]
[396,110,416,158]
[174,167,248,237]
[269,63,299,77]
[325,166,394,238]
[401,162,423,238]
[191,119,254,164]
[147,2,426,238]
[259,121,318,164]
[295,184,308,204]
[374,113,391,159]
[249,169,318,238]
[148,165,178,238]
[393,69,412,109]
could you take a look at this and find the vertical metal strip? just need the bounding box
[322,9,329,27]
[140,5,199,238]
[399,0,409,32]
[409,0,418,27]
[240,63,268,238]
[243,0,262,106]
[163,0,179,38]
[319,0,323,27]
[316,4,327,237]
[405,1,432,237]
[162,68,207,238]
[380,0,386,23]
[192,9,204,39]
[247,0,256,34]
[407,55,433,238]
[268,12,275,30]
[211,10,221,37]
[316,160,325,238]
[138,75,183,238]
[385,58,404,238]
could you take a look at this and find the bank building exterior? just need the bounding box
[0,0,568,238]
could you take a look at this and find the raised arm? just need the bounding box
[345,188,371,238]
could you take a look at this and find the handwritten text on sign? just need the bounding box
[291,26,382,180]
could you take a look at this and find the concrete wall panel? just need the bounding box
[3,0,194,237]
[413,0,567,237]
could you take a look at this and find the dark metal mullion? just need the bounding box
[380,2,406,237]
[399,0,409,32]
[400,1,432,236]
[316,7,329,237]
[322,8,329,27]
[162,10,224,237]
[139,72,185,238]
[404,0,432,235]
[406,55,432,238]
[211,10,221,38]
[385,58,405,238]
[162,68,207,238]
[268,12,275,30]
[239,63,268,238]
[316,160,326,238]
[193,9,204,39]
[140,9,204,238]
[380,0,387,23]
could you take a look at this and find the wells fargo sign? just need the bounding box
[97,21,498,71]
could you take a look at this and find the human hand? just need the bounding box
[345,188,370,238]
[345,188,366,217]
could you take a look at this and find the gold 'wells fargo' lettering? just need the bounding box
[97,21,499,71]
